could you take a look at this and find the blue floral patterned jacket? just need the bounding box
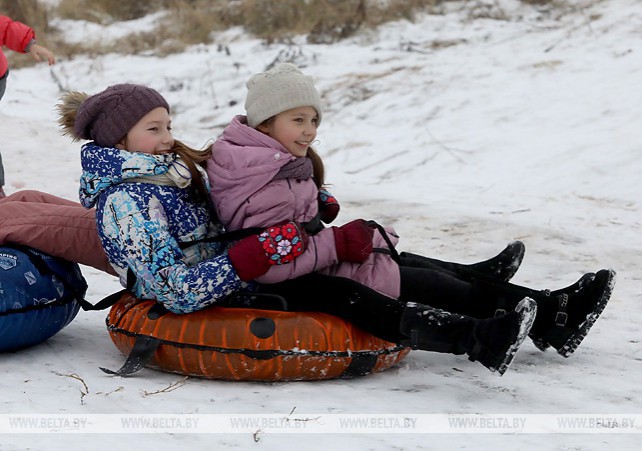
[79,143,251,313]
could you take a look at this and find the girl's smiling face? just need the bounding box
[116,107,174,154]
[258,106,319,158]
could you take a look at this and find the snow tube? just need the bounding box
[105,292,410,381]
[0,245,87,352]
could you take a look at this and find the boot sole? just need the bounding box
[496,297,537,375]
[555,269,616,358]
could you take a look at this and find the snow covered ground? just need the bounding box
[0,0,640,449]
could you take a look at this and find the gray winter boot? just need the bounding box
[399,297,537,375]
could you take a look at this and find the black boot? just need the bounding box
[399,241,525,283]
[476,269,615,357]
[529,269,615,357]
[528,272,595,351]
[399,298,537,375]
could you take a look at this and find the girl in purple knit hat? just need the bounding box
[207,63,615,375]
[55,83,315,314]
[2,82,311,313]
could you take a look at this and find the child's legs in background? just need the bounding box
[0,190,117,275]
[1,189,83,206]
[0,69,7,101]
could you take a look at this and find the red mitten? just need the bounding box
[332,219,374,263]
[228,221,309,281]
[318,188,340,224]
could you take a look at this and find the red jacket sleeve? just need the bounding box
[0,16,36,52]
[1,16,36,77]
[0,16,36,53]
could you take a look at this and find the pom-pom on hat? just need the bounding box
[73,83,170,148]
[245,63,322,128]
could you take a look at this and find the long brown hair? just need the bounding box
[306,146,325,189]
[171,139,212,200]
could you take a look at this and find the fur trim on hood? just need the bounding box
[57,91,89,141]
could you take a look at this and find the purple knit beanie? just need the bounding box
[74,83,170,147]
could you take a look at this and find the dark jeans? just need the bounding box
[0,69,7,102]
[0,70,6,188]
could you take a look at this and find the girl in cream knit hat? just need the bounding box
[209,63,523,296]
[209,63,399,297]
[207,63,614,375]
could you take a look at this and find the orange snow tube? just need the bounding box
[105,292,410,381]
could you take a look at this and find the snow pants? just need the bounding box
[257,267,532,345]
[257,273,407,344]
[0,190,117,275]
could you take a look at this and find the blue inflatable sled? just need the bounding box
[0,245,87,352]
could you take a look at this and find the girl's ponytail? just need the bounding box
[172,140,212,201]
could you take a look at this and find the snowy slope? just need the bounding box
[0,0,640,449]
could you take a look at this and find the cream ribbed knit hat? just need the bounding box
[245,63,322,128]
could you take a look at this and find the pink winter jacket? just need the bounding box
[207,115,401,298]
[0,16,35,78]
